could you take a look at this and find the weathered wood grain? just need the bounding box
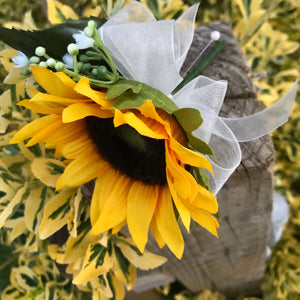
[133,21,275,298]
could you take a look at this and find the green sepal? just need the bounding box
[0,18,106,60]
[173,108,215,157]
[110,79,178,114]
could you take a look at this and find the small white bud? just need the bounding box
[87,20,97,28]
[67,43,79,56]
[35,46,46,56]
[73,31,94,49]
[84,26,95,38]
[30,56,40,64]
[210,31,221,41]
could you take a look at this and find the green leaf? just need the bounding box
[188,134,215,158]
[47,161,65,175]
[192,167,211,191]
[106,79,143,99]
[0,18,106,60]
[243,0,251,18]
[146,0,159,18]
[88,244,107,268]
[114,245,130,282]
[111,79,178,114]
[0,244,18,294]
[173,108,215,157]
[173,108,203,132]
[48,197,71,220]
[20,273,39,288]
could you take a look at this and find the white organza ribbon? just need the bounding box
[98,1,298,195]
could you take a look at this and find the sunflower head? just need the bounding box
[9,19,218,259]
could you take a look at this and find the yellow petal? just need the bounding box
[62,103,114,123]
[44,121,87,152]
[154,187,184,259]
[18,99,65,114]
[56,152,108,190]
[118,237,167,270]
[74,77,113,107]
[127,182,158,252]
[90,174,130,234]
[170,137,213,173]
[10,114,59,144]
[165,145,197,200]
[137,101,168,128]
[90,168,120,226]
[184,200,219,237]
[112,220,127,234]
[30,92,91,104]
[31,66,81,98]
[167,170,191,231]
[54,132,93,159]
[192,185,218,214]
[26,118,62,147]
[114,109,166,139]
[150,216,165,248]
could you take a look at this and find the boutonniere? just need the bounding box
[0,1,297,299]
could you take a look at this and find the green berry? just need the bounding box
[97,66,108,77]
[77,62,84,70]
[55,62,65,71]
[20,69,31,76]
[46,58,56,68]
[30,56,40,64]
[79,54,89,63]
[39,61,48,68]
[82,63,91,71]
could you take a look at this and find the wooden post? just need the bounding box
[132,21,275,298]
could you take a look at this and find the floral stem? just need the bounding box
[171,41,225,95]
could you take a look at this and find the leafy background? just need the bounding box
[0,0,299,299]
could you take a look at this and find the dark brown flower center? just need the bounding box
[86,117,167,185]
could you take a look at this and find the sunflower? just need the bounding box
[11,65,219,259]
